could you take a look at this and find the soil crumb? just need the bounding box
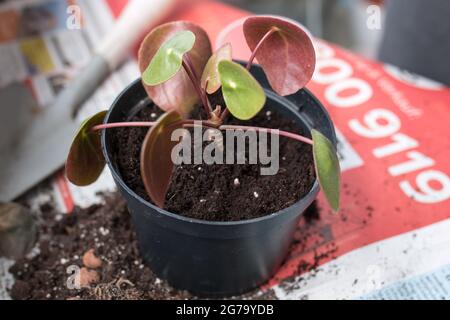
[8,193,276,300]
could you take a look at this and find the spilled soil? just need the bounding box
[8,193,277,300]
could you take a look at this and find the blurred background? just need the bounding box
[223,0,450,85]
[224,0,384,59]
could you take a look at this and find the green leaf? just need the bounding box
[142,30,195,86]
[200,43,232,94]
[138,21,212,115]
[218,60,266,120]
[65,111,107,186]
[311,129,340,212]
[140,110,183,208]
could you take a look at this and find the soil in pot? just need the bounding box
[112,94,315,221]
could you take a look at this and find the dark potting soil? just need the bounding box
[8,193,276,300]
[113,99,315,221]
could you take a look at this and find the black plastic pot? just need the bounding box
[101,63,337,296]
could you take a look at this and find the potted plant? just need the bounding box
[65,16,340,296]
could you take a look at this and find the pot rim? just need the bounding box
[102,76,330,227]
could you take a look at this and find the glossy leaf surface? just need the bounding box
[138,21,212,115]
[244,15,315,96]
[200,43,232,94]
[66,111,107,186]
[218,60,266,120]
[142,30,196,86]
[312,129,340,212]
[140,110,182,208]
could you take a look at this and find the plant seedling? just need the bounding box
[66,16,341,212]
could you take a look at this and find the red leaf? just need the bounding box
[140,110,182,208]
[244,16,315,96]
[138,21,212,115]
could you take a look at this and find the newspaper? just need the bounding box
[1,0,450,300]
[0,0,137,299]
[0,0,140,112]
[362,263,450,300]
[0,0,137,201]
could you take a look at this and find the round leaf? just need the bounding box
[66,111,107,186]
[138,21,212,115]
[140,110,182,208]
[243,15,316,96]
[142,30,195,85]
[218,60,266,120]
[311,129,340,212]
[200,43,232,94]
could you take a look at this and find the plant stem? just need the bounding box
[92,122,155,131]
[203,78,214,112]
[92,119,219,133]
[246,27,278,70]
[182,56,212,115]
[220,108,229,121]
[167,119,219,130]
[219,124,313,145]
[91,121,314,145]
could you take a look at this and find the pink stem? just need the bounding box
[92,122,155,131]
[203,78,214,112]
[91,122,314,146]
[182,57,212,114]
[220,108,229,121]
[246,27,278,70]
[219,125,313,145]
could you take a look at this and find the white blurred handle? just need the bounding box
[96,0,176,69]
